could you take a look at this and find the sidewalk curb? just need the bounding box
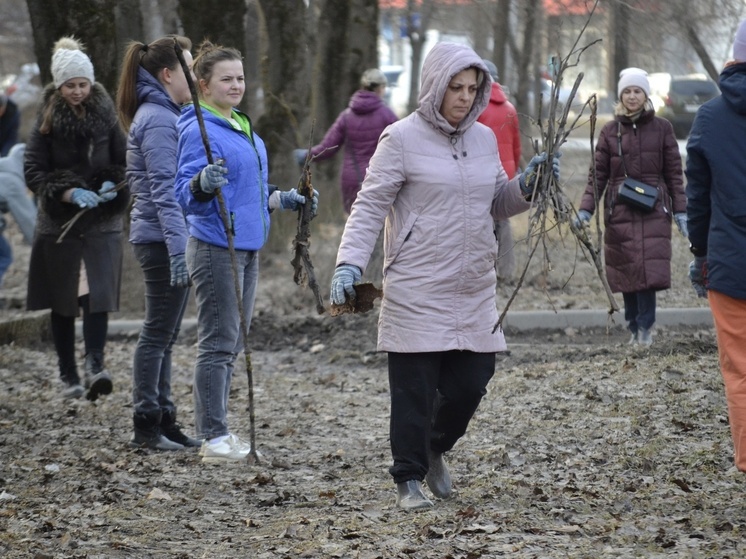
[99,308,713,336]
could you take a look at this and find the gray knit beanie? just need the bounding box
[51,37,95,88]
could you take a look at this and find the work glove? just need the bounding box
[688,256,707,299]
[674,213,688,238]
[573,209,592,229]
[199,162,228,194]
[98,180,117,202]
[169,253,190,288]
[70,188,101,209]
[269,188,319,217]
[330,264,362,306]
[293,148,308,167]
[519,152,561,197]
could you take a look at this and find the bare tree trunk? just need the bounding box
[405,0,436,115]
[609,0,629,96]
[26,0,142,95]
[683,22,720,81]
[492,0,511,77]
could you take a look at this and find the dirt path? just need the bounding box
[2,308,743,558]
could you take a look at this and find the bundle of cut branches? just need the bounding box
[494,0,618,333]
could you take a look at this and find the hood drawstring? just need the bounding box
[449,134,468,160]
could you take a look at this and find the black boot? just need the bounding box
[60,363,84,400]
[160,409,201,448]
[425,450,453,499]
[130,410,184,451]
[84,351,113,401]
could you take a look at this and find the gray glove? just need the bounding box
[98,180,117,202]
[573,209,592,229]
[330,264,362,305]
[169,253,190,288]
[674,213,688,238]
[199,162,228,194]
[688,256,707,298]
[519,152,561,196]
[293,148,308,167]
[269,189,307,212]
[70,188,101,209]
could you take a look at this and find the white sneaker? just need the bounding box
[201,434,251,463]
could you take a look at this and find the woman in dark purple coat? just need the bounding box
[294,68,398,214]
[576,68,687,346]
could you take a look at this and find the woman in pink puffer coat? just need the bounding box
[330,42,554,510]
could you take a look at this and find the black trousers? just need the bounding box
[387,350,495,484]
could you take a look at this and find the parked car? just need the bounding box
[650,73,719,139]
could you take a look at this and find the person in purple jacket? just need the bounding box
[294,68,398,214]
[115,35,200,451]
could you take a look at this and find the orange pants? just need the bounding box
[709,290,746,471]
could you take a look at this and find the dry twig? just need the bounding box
[494,0,618,333]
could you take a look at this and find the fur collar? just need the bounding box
[41,82,117,140]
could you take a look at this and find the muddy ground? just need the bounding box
[1,146,740,558]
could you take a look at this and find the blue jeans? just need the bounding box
[0,233,11,286]
[131,243,189,415]
[623,289,656,333]
[186,237,258,439]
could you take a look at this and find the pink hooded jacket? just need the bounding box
[335,42,530,353]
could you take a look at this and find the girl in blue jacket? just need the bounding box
[175,41,317,462]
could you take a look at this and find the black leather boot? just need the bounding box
[84,351,112,401]
[160,409,201,448]
[130,410,184,451]
[396,480,433,510]
[425,450,453,498]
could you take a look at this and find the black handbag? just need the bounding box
[616,122,659,212]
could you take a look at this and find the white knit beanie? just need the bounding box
[51,37,95,88]
[617,67,650,99]
[734,20,746,61]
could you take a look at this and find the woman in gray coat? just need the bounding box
[330,42,557,510]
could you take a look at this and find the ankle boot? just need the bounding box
[84,351,113,401]
[396,480,433,510]
[425,450,453,499]
[160,409,201,447]
[60,364,84,400]
[130,410,184,451]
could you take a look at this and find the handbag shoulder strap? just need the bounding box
[616,121,629,178]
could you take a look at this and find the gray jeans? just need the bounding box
[186,237,258,439]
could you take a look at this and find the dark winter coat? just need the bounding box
[126,67,188,257]
[579,108,685,293]
[308,90,397,213]
[24,82,127,316]
[0,97,20,157]
[686,62,746,300]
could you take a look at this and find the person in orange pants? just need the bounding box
[686,19,746,471]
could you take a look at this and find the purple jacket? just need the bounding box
[335,43,530,353]
[309,90,397,213]
[126,67,188,256]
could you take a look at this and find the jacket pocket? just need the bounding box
[383,212,419,276]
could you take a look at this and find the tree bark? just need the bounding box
[26,0,142,95]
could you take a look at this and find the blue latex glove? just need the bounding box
[199,162,228,194]
[70,188,101,209]
[573,209,592,229]
[688,256,707,298]
[169,253,190,288]
[330,264,362,305]
[293,148,308,167]
[519,152,561,196]
[674,213,688,238]
[98,180,117,202]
